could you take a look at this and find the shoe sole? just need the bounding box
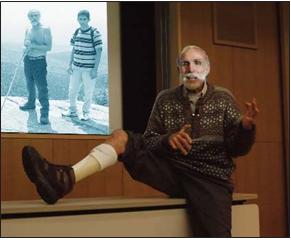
[22,146,59,204]
[61,113,78,117]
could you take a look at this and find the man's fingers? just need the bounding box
[170,137,190,155]
[168,124,193,154]
[251,98,259,115]
[176,135,192,150]
[181,124,191,132]
[245,102,251,109]
[172,134,192,154]
[169,140,178,150]
[245,101,258,118]
[245,98,259,118]
[180,125,192,144]
[179,132,192,147]
[243,98,259,127]
[173,139,188,155]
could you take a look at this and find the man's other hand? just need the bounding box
[168,124,192,155]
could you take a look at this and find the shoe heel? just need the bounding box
[22,147,37,183]
[36,184,59,204]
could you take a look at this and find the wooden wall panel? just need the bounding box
[232,46,283,143]
[235,143,286,237]
[207,47,234,92]
[180,2,213,47]
[1,138,53,201]
[279,1,290,223]
[213,2,258,49]
[249,2,283,143]
[178,2,234,92]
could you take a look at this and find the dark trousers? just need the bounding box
[119,131,234,237]
[24,56,49,117]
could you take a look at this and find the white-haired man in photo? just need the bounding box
[20,9,52,125]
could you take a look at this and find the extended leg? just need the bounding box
[72,130,128,182]
[22,130,183,204]
[22,130,128,204]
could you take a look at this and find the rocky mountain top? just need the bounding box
[1,96,109,135]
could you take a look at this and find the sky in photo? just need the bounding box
[1,2,107,47]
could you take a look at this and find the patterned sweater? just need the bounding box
[143,83,256,181]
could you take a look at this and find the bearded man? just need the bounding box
[19,9,52,125]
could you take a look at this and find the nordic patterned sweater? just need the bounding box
[142,83,256,181]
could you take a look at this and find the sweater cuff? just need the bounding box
[159,133,174,154]
[237,122,256,142]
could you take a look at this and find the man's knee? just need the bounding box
[109,129,128,141]
[105,130,128,155]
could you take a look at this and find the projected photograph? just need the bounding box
[1,2,109,135]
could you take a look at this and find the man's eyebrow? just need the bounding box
[181,58,203,63]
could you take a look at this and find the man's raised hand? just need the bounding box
[242,98,259,130]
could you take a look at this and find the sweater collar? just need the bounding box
[183,82,208,99]
[176,82,214,105]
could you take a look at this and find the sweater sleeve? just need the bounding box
[223,93,256,158]
[226,122,256,158]
[142,92,172,153]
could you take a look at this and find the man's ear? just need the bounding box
[177,67,180,74]
[205,66,210,76]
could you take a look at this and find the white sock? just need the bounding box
[90,144,118,170]
[72,144,117,182]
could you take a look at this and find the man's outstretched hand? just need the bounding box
[168,124,192,155]
[242,98,259,130]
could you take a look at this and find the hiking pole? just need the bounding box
[1,52,26,114]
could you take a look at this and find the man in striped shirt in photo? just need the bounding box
[62,10,103,121]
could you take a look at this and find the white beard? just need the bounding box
[31,20,40,26]
[182,72,207,91]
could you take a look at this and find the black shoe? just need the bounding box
[22,146,76,204]
[19,103,36,111]
[40,115,49,125]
